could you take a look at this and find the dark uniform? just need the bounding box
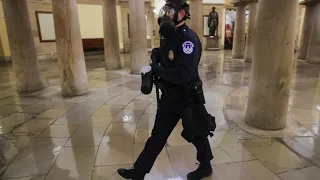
[134,24,213,175]
[118,1,214,179]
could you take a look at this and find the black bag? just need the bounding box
[181,104,216,142]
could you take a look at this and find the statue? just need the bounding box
[208,6,219,37]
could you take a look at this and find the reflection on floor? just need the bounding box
[0,51,320,180]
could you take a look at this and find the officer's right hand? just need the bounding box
[150,62,162,78]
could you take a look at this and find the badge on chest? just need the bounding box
[168,50,174,60]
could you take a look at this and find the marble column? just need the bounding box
[116,5,124,52]
[306,3,320,64]
[103,0,121,70]
[52,0,88,97]
[2,0,43,92]
[129,0,149,74]
[147,5,155,48]
[232,5,246,59]
[189,0,203,39]
[244,2,258,63]
[298,5,315,60]
[245,0,298,130]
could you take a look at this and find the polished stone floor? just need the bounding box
[0,51,320,180]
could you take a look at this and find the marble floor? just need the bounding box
[0,51,320,180]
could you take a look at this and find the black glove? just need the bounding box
[150,62,160,77]
[151,48,160,64]
[150,62,157,69]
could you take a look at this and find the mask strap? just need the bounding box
[175,13,188,28]
[175,20,185,29]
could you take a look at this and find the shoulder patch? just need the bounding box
[182,41,194,55]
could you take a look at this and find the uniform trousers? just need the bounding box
[134,95,213,174]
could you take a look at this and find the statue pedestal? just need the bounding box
[206,36,220,51]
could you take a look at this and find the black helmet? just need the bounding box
[166,0,186,5]
[158,0,190,36]
[165,0,190,19]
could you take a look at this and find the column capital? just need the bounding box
[232,0,258,6]
[300,0,320,6]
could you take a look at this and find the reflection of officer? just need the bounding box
[118,0,215,180]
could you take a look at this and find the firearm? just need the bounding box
[141,48,161,106]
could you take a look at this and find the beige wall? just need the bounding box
[0,1,232,58]
[297,5,305,49]
[0,0,306,60]
[0,0,57,59]
[28,1,56,58]
[78,4,104,39]
[0,0,228,59]
[0,0,122,60]
[120,2,130,52]
[78,0,102,4]
[154,16,160,47]
[0,1,11,59]
[116,5,124,50]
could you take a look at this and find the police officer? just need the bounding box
[118,0,214,179]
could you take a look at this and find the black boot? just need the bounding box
[117,168,145,180]
[187,163,213,180]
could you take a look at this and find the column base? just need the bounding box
[245,117,286,131]
[17,82,44,92]
[105,67,121,71]
[297,53,307,60]
[61,88,89,97]
[244,58,252,63]
[223,89,314,138]
[0,56,12,63]
[206,48,221,51]
[223,107,303,138]
[232,55,244,59]
[130,71,141,75]
[306,60,320,64]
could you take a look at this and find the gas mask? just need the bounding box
[158,1,190,37]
